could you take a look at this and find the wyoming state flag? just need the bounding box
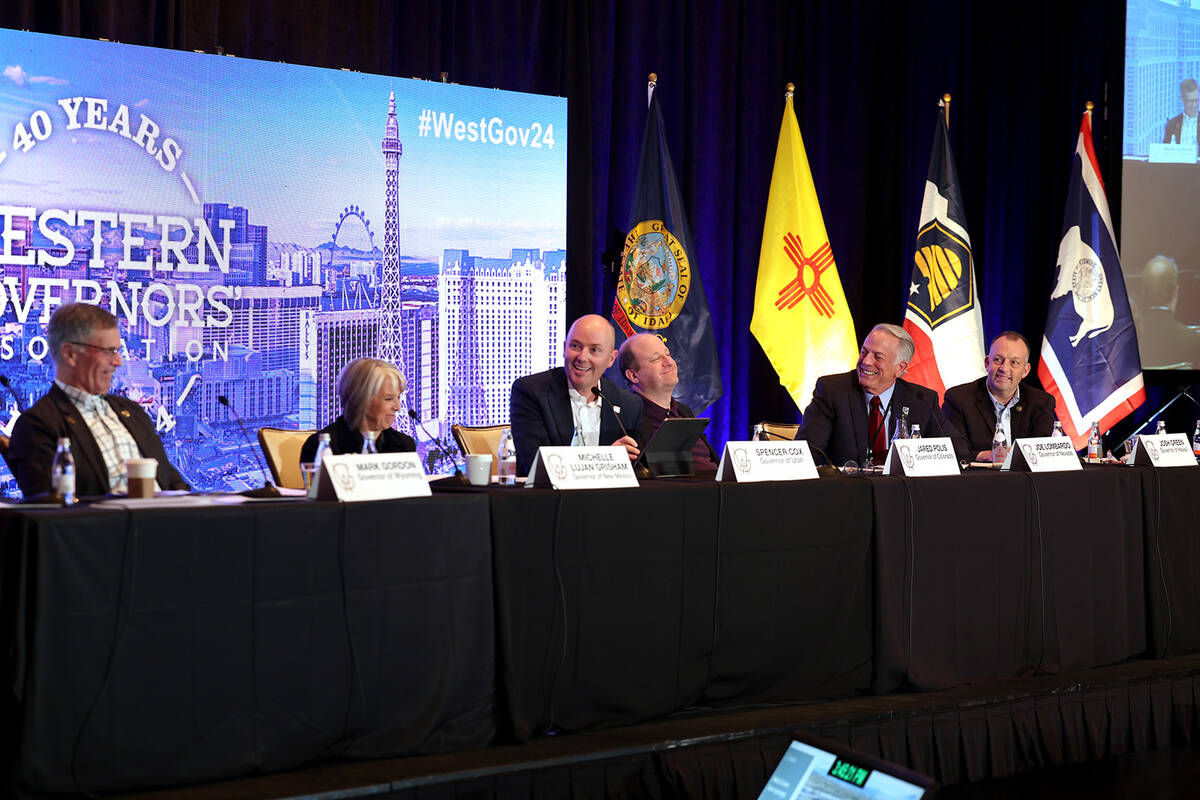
[902,98,986,401]
[751,87,858,410]
[611,78,722,412]
[1038,106,1144,448]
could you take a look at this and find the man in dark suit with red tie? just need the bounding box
[795,323,968,467]
[942,331,1057,462]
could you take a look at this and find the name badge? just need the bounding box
[526,446,639,489]
[316,452,432,501]
[1127,434,1197,468]
[1001,436,1082,472]
[883,437,960,476]
[716,440,819,482]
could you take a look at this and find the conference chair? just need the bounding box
[757,421,799,441]
[451,424,508,477]
[257,427,316,490]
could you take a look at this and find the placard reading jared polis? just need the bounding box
[0,28,567,499]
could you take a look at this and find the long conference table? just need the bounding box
[2,463,1198,795]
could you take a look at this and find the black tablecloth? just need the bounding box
[871,466,1147,693]
[1141,466,1200,657]
[4,496,495,795]
[489,478,875,741]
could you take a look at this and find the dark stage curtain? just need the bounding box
[1,0,1138,450]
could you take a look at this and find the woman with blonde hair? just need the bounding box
[300,357,415,461]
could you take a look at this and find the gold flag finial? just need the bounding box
[785,82,794,99]
[1085,100,1094,112]
[942,93,952,128]
[648,72,657,84]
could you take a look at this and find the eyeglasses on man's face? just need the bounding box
[69,341,122,358]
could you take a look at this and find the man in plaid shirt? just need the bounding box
[8,303,188,498]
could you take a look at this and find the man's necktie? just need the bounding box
[869,395,886,459]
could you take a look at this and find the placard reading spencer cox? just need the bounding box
[0,28,567,499]
[1002,436,1083,472]
[1128,434,1197,468]
[883,438,959,476]
[526,446,639,489]
[716,441,819,482]
[316,452,431,501]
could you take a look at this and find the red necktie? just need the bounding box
[869,396,886,459]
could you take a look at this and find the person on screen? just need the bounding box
[617,332,718,472]
[1137,255,1200,368]
[794,323,968,466]
[7,303,189,497]
[509,314,641,475]
[300,358,416,462]
[1163,78,1200,145]
[942,331,1057,461]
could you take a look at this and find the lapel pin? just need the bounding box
[119,409,132,418]
[66,415,77,425]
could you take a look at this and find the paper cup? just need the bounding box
[125,457,158,498]
[466,453,492,486]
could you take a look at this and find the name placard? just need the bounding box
[1128,434,1197,468]
[526,446,640,489]
[882,437,960,476]
[316,452,432,501]
[716,440,819,482]
[1001,436,1082,472]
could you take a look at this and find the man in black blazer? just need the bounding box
[942,331,1057,462]
[1163,78,1200,145]
[510,314,641,476]
[8,303,189,497]
[795,323,969,466]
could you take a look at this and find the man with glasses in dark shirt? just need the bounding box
[7,303,188,497]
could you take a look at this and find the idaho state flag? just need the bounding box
[902,99,985,401]
[611,78,722,412]
[751,87,858,410]
[1038,106,1144,449]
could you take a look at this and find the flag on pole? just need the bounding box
[902,97,985,401]
[1037,105,1144,449]
[751,85,858,410]
[611,75,722,412]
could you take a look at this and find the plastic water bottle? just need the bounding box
[893,407,911,440]
[753,423,766,441]
[910,424,921,439]
[1052,420,1065,438]
[51,437,76,504]
[361,430,378,454]
[497,427,517,486]
[991,421,1008,464]
[309,432,331,498]
[1192,420,1200,460]
[1155,420,1167,436]
[1087,421,1101,463]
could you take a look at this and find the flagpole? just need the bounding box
[648,72,657,108]
[943,93,952,128]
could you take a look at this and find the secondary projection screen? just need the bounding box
[0,29,567,497]
[1121,0,1200,370]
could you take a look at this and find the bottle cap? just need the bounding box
[57,437,70,446]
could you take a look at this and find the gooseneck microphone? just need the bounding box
[0,374,24,413]
[592,385,650,478]
[406,409,466,484]
[755,427,838,476]
[217,394,279,496]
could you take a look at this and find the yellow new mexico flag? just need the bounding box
[751,90,858,410]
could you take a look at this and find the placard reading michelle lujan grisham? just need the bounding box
[317,453,431,501]
[526,446,639,489]
[716,441,819,482]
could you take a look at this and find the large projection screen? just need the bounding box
[0,29,567,497]
[1121,0,1200,370]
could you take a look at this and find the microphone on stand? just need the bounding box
[406,409,467,485]
[591,385,650,478]
[0,374,25,413]
[217,395,279,497]
[754,426,838,476]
